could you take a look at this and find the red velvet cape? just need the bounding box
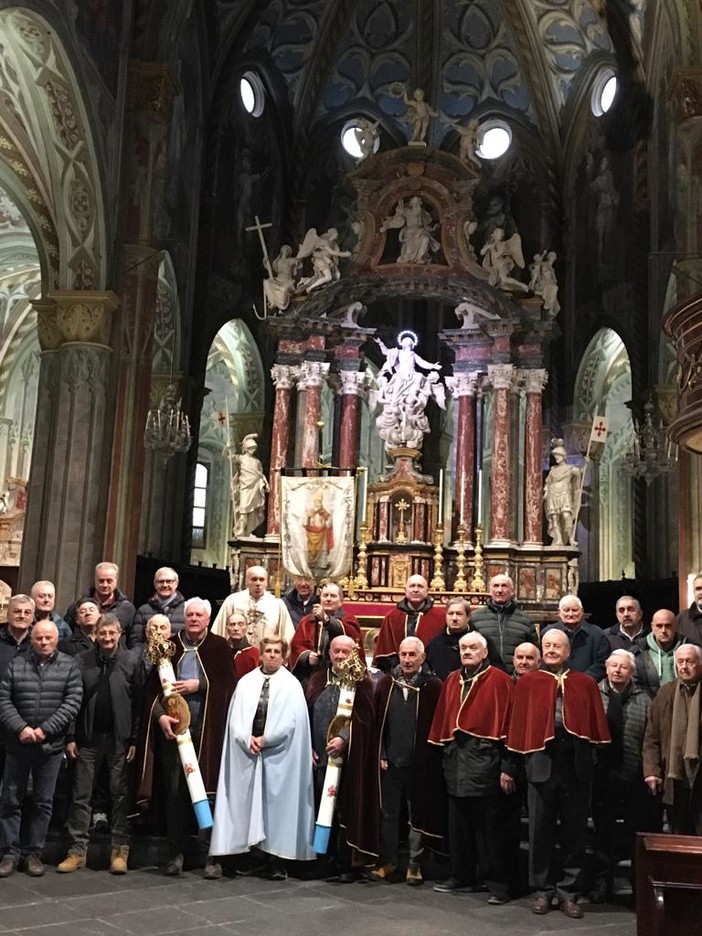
[506,668,611,753]
[428,664,513,744]
[232,644,259,679]
[290,611,363,672]
[134,631,236,811]
[373,604,446,665]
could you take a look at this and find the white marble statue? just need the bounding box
[454,301,500,330]
[262,245,299,312]
[480,226,529,293]
[296,227,351,294]
[392,85,438,144]
[371,331,445,453]
[382,196,440,264]
[353,118,380,162]
[228,434,269,538]
[543,440,581,547]
[529,250,560,317]
[453,118,482,169]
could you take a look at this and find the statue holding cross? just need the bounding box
[247,215,299,314]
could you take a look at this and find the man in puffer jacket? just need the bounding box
[0,622,83,878]
[470,574,538,674]
[635,609,686,698]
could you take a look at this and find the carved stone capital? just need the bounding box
[50,290,119,346]
[448,371,480,398]
[270,363,299,390]
[487,363,514,391]
[33,298,61,351]
[338,369,370,396]
[298,361,330,390]
[522,368,549,395]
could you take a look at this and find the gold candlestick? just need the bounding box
[453,523,468,592]
[429,525,446,591]
[470,523,486,592]
[355,523,369,591]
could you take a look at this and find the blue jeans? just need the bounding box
[0,748,64,859]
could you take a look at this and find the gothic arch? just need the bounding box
[0,7,106,289]
[573,327,635,581]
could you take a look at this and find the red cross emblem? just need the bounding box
[593,420,607,438]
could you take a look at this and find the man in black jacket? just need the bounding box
[57,614,140,875]
[0,622,82,878]
[130,567,185,651]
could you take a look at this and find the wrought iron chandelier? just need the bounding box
[623,400,677,484]
[144,383,192,465]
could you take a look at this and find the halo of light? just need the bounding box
[476,121,512,160]
[591,68,617,117]
[240,72,265,117]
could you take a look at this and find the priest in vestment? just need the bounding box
[211,565,294,646]
[506,628,610,920]
[209,636,315,874]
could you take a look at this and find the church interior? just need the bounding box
[0,0,700,621]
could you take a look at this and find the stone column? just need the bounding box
[19,292,117,605]
[487,363,514,544]
[338,370,369,469]
[266,364,299,536]
[450,372,479,536]
[298,361,330,469]
[522,369,548,545]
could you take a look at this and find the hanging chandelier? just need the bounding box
[622,400,677,484]
[144,383,192,465]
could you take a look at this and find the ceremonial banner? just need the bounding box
[281,476,355,580]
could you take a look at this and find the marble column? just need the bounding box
[450,372,479,536]
[522,369,549,545]
[266,364,299,536]
[298,361,330,470]
[338,370,369,469]
[488,363,514,544]
[19,293,117,605]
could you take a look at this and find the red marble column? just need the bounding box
[488,364,514,543]
[338,370,368,469]
[450,372,478,536]
[266,364,298,536]
[523,369,548,545]
[299,361,329,469]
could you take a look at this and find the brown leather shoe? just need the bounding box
[560,898,584,919]
[531,895,551,914]
[0,855,17,878]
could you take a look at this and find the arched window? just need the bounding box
[192,462,209,548]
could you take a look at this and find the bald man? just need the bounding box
[211,566,294,646]
[373,575,445,672]
[635,609,687,697]
[512,642,541,678]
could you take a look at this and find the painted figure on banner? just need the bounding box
[304,491,334,578]
[543,440,581,546]
[280,477,355,580]
[228,434,268,538]
[372,331,445,453]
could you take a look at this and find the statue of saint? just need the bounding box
[372,331,445,453]
[543,441,581,547]
[529,250,560,317]
[229,434,269,538]
[381,196,440,264]
[262,245,299,312]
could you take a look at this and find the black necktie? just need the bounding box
[252,676,270,736]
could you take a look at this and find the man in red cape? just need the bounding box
[428,631,515,904]
[373,574,445,672]
[290,583,362,688]
[506,628,610,920]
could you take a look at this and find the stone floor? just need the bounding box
[0,864,638,936]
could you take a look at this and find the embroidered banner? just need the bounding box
[280,476,355,580]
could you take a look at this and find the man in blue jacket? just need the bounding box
[0,622,83,877]
[542,595,609,682]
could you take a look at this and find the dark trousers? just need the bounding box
[65,733,131,852]
[161,735,198,858]
[0,748,64,859]
[591,775,663,887]
[448,793,509,900]
[379,765,422,866]
[667,779,702,836]
[528,755,590,900]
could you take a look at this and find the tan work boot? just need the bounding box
[110,846,129,875]
[57,853,86,873]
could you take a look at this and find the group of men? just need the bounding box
[0,561,700,923]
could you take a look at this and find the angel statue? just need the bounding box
[381,196,440,265]
[453,118,482,170]
[296,227,351,294]
[371,331,445,454]
[529,250,560,317]
[389,85,438,144]
[480,226,529,293]
[353,117,380,163]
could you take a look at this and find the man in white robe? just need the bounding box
[211,566,294,646]
[210,636,315,875]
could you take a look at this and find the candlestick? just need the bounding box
[360,467,368,523]
[438,468,444,525]
[476,468,483,522]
